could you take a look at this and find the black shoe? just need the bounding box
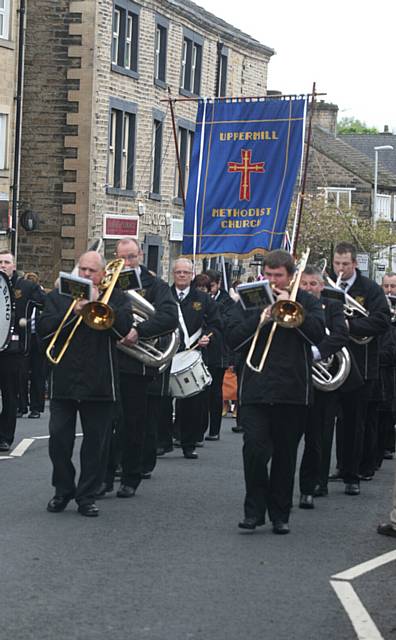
[0,440,10,452]
[156,445,173,456]
[232,425,244,433]
[328,470,342,481]
[383,450,394,460]
[183,448,198,459]
[47,494,74,513]
[238,517,265,530]
[28,410,40,419]
[141,472,152,479]
[313,485,328,497]
[272,520,290,535]
[95,482,114,498]
[77,503,99,517]
[299,494,314,509]
[116,484,136,498]
[359,473,374,481]
[345,483,360,495]
[377,523,396,538]
[205,434,220,441]
[16,411,27,419]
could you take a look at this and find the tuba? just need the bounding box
[117,289,179,369]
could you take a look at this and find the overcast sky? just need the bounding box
[196,0,396,133]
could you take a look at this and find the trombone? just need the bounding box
[246,248,310,373]
[46,258,125,365]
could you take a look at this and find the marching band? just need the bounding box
[0,241,395,536]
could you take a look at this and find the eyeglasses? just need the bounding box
[115,253,140,261]
[174,270,192,275]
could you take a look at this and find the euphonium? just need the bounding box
[312,329,351,392]
[116,289,179,369]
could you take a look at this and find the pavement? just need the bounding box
[0,407,395,640]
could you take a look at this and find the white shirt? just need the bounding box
[339,271,356,293]
[176,286,190,300]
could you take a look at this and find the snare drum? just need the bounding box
[170,350,212,398]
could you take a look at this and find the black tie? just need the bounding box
[178,291,184,302]
[340,281,348,291]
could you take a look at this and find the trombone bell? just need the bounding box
[81,301,115,330]
[271,300,305,328]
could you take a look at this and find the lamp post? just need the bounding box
[373,145,394,219]
[373,145,394,274]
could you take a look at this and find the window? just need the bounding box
[151,116,163,197]
[374,194,392,222]
[0,0,10,40]
[108,99,137,193]
[154,16,168,87]
[112,0,139,77]
[318,187,355,210]
[218,48,228,97]
[180,29,203,96]
[0,198,8,232]
[0,114,8,169]
[174,121,195,202]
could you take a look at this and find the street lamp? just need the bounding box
[373,145,394,219]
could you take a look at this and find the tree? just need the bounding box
[288,194,396,269]
[337,117,379,135]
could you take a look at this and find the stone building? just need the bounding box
[18,0,273,285]
[308,102,396,220]
[0,0,22,249]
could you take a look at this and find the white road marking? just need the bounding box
[33,433,83,440]
[332,550,396,581]
[331,549,396,640]
[330,580,384,640]
[0,455,14,460]
[10,438,35,457]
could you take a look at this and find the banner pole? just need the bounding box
[168,88,186,210]
[290,82,316,257]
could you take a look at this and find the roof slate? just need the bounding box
[338,133,396,177]
[312,126,396,189]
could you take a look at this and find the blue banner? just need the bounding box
[182,98,306,257]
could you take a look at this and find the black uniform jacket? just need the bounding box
[2,272,46,355]
[227,289,325,406]
[373,325,396,404]
[118,266,178,377]
[207,289,235,369]
[37,288,133,402]
[171,285,223,353]
[343,270,390,380]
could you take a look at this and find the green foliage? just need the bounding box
[337,117,379,135]
[288,194,395,264]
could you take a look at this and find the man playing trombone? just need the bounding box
[38,251,133,517]
[227,250,325,534]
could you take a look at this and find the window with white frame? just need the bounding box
[112,0,139,76]
[218,48,228,97]
[318,187,355,210]
[374,194,392,222]
[0,0,10,40]
[154,17,168,86]
[108,99,137,192]
[0,114,8,170]
[180,29,203,96]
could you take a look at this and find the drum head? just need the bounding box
[171,349,201,373]
[0,272,13,350]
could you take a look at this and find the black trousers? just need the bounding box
[241,403,307,523]
[176,391,205,448]
[299,391,339,493]
[29,336,47,412]
[377,409,396,465]
[119,373,150,489]
[156,396,174,450]
[0,353,22,444]
[48,398,115,505]
[142,395,162,473]
[338,381,372,483]
[201,367,226,438]
[360,400,379,476]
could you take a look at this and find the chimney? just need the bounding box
[311,101,338,135]
[384,125,389,133]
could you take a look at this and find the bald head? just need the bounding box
[78,251,105,285]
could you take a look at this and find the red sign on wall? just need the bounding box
[103,215,139,239]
